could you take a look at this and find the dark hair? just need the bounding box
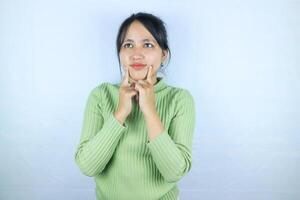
[116,12,171,77]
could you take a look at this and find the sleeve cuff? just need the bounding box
[146,130,174,150]
[105,113,127,132]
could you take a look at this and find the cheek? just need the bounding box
[147,52,162,63]
[119,52,129,63]
[148,56,163,70]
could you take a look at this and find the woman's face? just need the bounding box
[119,21,167,82]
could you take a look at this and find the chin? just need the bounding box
[129,71,147,80]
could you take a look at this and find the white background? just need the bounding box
[0,0,299,199]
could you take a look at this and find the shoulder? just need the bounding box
[163,85,195,116]
[89,82,118,94]
[166,85,194,103]
[166,86,195,117]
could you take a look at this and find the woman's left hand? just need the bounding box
[134,65,157,116]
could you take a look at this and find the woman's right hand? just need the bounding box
[114,68,138,125]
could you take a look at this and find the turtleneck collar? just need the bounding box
[153,77,167,93]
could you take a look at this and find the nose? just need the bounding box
[130,47,145,60]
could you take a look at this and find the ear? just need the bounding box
[161,50,168,62]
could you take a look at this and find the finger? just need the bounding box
[134,82,144,93]
[126,88,138,97]
[129,90,138,97]
[130,82,136,89]
[146,65,153,84]
[129,76,137,85]
[138,80,150,87]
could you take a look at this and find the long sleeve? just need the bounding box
[74,79,195,199]
[74,85,127,177]
[147,89,196,183]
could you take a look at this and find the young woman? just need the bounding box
[75,12,196,200]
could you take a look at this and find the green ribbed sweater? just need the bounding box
[74,77,196,200]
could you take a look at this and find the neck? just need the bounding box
[150,74,159,85]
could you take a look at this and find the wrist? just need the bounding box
[143,109,158,119]
[114,110,127,125]
[143,111,160,126]
[144,113,165,141]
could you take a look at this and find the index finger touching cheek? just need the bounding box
[147,65,153,84]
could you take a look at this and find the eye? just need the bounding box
[123,43,133,48]
[144,43,154,48]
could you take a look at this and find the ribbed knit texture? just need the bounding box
[74,77,196,200]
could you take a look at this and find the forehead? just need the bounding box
[124,21,156,42]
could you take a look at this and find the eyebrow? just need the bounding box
[123,38,155,43]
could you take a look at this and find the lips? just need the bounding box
[130,63,147,70]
